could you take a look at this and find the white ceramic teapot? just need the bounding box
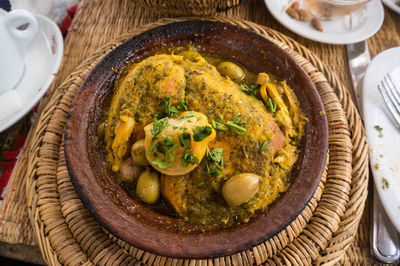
[0,9,38,94]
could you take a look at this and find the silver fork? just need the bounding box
[378,73,400,127]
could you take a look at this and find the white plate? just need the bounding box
[264,0,384,44]
[0,14,63,132]
[382,0,400,14]
[363,47,400,233]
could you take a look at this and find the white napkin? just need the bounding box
[0,90,23,122]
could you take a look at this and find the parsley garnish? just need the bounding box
[177,100,187,111]
[155,96,188,118]
[181,148,199,167]
[150,117,169,143]
[152,158,172,169]
[197,181,206,187]
[193,126,212,142]
[179,132,191,147]
[208,108,216,114]
[266,98,277,113]
[212,120,228,131]
[260,140,270,152]
[206,146,224,176]
[147,136,179,167]
[226,113,248,136]
[374,125,383,137]
[160,135,174,146]
[240,84,260,98]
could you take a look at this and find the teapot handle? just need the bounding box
[4,9,38,57]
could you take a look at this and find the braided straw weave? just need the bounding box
[135,0,248,15]
[23,17,368,265]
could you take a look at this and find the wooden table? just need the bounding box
[0,0,399,264]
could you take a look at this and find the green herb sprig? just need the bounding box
[260,140,270,152]
[181,148,199,167]
[206,146,224,176]
[226,113,248,136]
[193,126,212,142]
[150,117,169,143]
[240,84,260,99]
[266,98,277,113]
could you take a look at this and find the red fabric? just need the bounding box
[0,135,27,199]
[60,3,78,36]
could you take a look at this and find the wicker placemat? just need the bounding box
[22,16,367,265]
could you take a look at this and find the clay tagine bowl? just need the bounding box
[64,20,328,259]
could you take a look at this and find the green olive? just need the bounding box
[136,170,160,204]
[222,173,261,207]
[119,158,143,183]
[217,62,245,82]
[131,139,149,166]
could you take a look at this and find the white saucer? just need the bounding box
[363,47,400,233]
[0,14,63,132]
[382,0,400,14]
[264,0,384,44]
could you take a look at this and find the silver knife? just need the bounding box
[346,41,400,264]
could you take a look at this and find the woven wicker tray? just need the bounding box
[23,17,368,265]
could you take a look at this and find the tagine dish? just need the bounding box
[65,21,328,258]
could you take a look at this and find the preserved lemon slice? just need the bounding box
[144,111,216,175]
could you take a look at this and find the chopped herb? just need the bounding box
[187,119,192,123]
[159,96,173,117]
[179,132,191,147]
[260,141,270,152]
[212,120,228,131]
[168,143,180,152]
[206,146,224,176]
[147,141,166,156]
[152,158,172,169]
[177,100,187,111]
[266,98,277,113]
[181,148,199,167]
[197,181,206,187]
[52,73,57,76]
[374,163,380,170]
[240,84,260,98]
[232,113,246,126]
[156,96,188,118]
[226,121,248,135]
[374,125,383,137]
[166,151,176,162]
[206,147,224,167]
[217,114,224,120]
[150,117,169,143]
[160,135,174,146]
[359,47,365,53]
[226,113,248,136]
[196,117,201,121]
[193,126,212,141]
[208,108,216,114]
[172,126,179,130]
[152,111,165,120]
[382,177,390,190]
